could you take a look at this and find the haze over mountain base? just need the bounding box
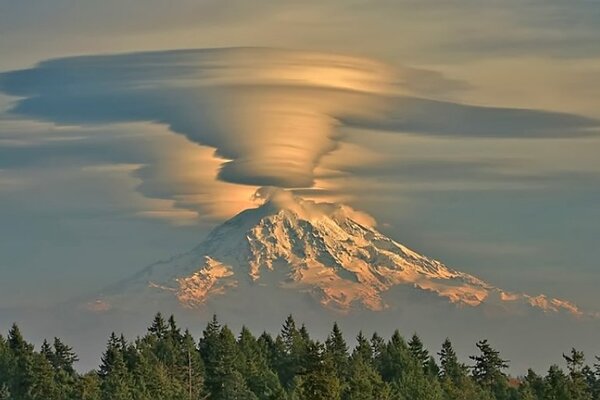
[3,285,599,375]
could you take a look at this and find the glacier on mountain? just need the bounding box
[92,188,584,317]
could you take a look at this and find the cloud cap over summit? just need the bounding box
[1,47,597,199]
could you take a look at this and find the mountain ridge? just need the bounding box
[88,188,586,318]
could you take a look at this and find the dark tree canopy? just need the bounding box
[0,314,599,400]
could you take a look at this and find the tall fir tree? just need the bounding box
[29,352,59,400]
[52,337,79,375]
[522,369,545,400]
[215,326,256,399]
[299,341,341,400]
[563,348,592,400]
[148,313,168,339]
[470,339,511,399]
[99,333,133,400]
[325,322,349,386]
[51,337,78,399]
[353,332,373,364]
[344,351,391,400]
[199,314,224,396]
[439,338,461,381]
[7,324,35,400]
[238,326,285,399]
[274,315,309,389]
[200,318,256,399]
[181,328,206,399]
[370,332,386,376]
[408,333,430,372]
[40,339,53,362]
[377,330,412,382]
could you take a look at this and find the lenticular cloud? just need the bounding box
[0,48,394,188]
[1,47,597,221]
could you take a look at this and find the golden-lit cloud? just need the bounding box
[0,48,395,189]
[0,47,597,223]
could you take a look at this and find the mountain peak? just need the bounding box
[93,189,588,318]
[249,186,377,227]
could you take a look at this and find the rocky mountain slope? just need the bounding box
[89,189,584,317]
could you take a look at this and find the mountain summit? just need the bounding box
[91,188,583,317]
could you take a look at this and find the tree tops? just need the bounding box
[1,315,600,400]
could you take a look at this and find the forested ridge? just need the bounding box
[0,314,598,399]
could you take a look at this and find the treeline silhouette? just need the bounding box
[0,313,598,399]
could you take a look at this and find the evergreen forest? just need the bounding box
[0,314,598,400]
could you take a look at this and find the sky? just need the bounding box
[0,0,599,333]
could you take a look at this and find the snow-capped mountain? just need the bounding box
[89,189,584,317]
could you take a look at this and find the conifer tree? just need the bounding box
[438,338,489,400]
[257,331,278,369]
[392,362,443,400]
[215,326,256,399]
[30,352,59,400]
[380,332,443,400]
[238,327,285,399]
[300,341,341,400]
[7,324,35,400]
[544,364,570,400]
[48,337,79,399]
[281,315,298,353]
[52,337,78,375]
[40,339,53,362]
[164,314,184,369]
[148,313,168,339]
[523,369,545,400]
[425,356,440,379]
[99,333,133,400]
[198,315,221,392]
[134,338,178,400]
[98,333,120,379]
[582,365,597,400]
[563,348,592,400]
[378,330,412,382]
[199,315,225,396]
[470,339,510,398]
[181,329,206,399]
[370,332,386,373]
[439,338,462,382]
[275,315,308,388]
[408,333,430,372]
[325,322,349,385]
[345,350,391,400]
[0,335,10,399]
[353,332,373,364]
[200,318,256,399]
[298,324,311,344]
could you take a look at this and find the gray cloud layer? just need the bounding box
[344,97,598,138]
